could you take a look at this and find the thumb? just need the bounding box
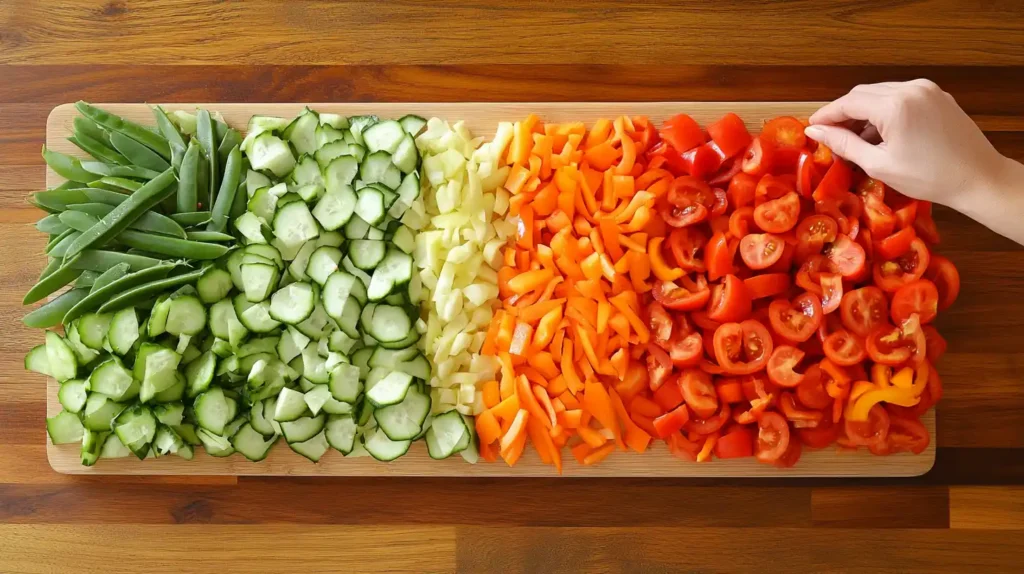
[805,125,886,173]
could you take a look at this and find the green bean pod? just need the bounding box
[68,202,186,238]
[47,231,83,257]
[23,254,84,304]
[73,115,113,148]
[177,140,200,213]
[80,161,162,180]
[75,101,170,160]
[31,187,91,212]
[117,229,230,260]
[208,145,241,233]
[196,109,218,211]
[71,249,165,272]
[63,262,178,323]
[169,211,212,227]
[64,168,177,259]
[45,228,77,252]
[90,177,143,193]
[109,131,171,173]
[42,146,101,183]
[75,270,101,289]
[38,257,61,280]
[185,230,235,243]
[79,187,129,207]
[23,288,90,328]
[36,214,70,235]
[68,133,129,166]
[217,128,242,168]
[153,106,187,170]
[98,267,205,314]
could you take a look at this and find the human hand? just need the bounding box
[804,80,1008,212]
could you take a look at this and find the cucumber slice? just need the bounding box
[247,243,285,269]
[323,271,366,321]
[250,399,278,436]
[369,346,419,368]
[165,295,206,336]
[325,414,358,454]
[82,393,127,432]
[77,312,111,351]
[241,262,278,302]
[288,240,318,281]
[362,427,411,461]
[366,304,412,343]
[281,413,326,443]
[273,387,309,422]
[348,239,386,270]
[107,307,139,355]
[391,134,418,174]
[87,358,137,401]
[312,183,356,231]
[193,387,236,435]
[289,429,329,462]
[45,331,78,382]
[328,363,362,404]
[25,343,52,376]
[185,350,217,398]
[290,154,323,187]
[395,353,431,381]
[249,132,295,177]
[398,114,427,136]
[231,423,278,462]
[354,187,385,225]
[391,225,415,254]
[238,300,282,333]
[113,404,158,459]
[367,248,413,301]
[303,384,332,416]
[197,428,235,457]
[246,168,273,198]
[273,200,320,248]
[328,330,358,354]
[100,433,131,459]
[294,301,331,339]
[362,120,406,154]
[284,109,319,156]
[375,383,431,441]
[425,410,470,459]
[47,410,85,445]
[388,173,421,219]
[80,429,107,466]
[197,267,233,304]
[343,214,370,240]
[58,379,88,413]
[305,246,342,285]
[154,403,185,426]
[366,371,414,407]
[269,281,315,324]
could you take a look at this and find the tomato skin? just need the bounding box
[845,404,890,448]
[705,231,736,281]
[890,279,940,325]
[652,404,691,439]
[762,116,807,149]
[669,227,707,272]
[709,155,743,186]
[667,331,704,367]
[653,376,685,411]
[728,207,757,239]
[840,286,889,337]
[754,191,801,234]
[924,254,960,311]
[768,292,823,343]
[715,427,754,459]
[652,276,711,311]
[796,150,818,197]
[648,302,674,344]
[798,415,840,448]
[741,136,775,178]
[646,344,674,391]
[796,366,833,410]
[865,315,925,366]
[873,238,931,292]
[862,196,897,238]
[755,411,791,463]
[660,113,705,153]
[707,274,753,323]
[812,143,833,168]
[873,412,930,455]
[755,173,794,205]
[663,176,714,228]
[744,273,791,300]
[739,233,785,270]
[727,173,759,209]
[685,402,732,435]
[819,273,843,314]
[679,369,719,419]
[707,112,753,159]
[681,144,723,178]
[713,320,774,375]
[811,157,853,201]
[914,201,941,244]
[823,329,867,366]
[824,234,866,279]
[767,345,807,387]
[874,226,917,261]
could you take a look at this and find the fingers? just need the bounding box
[808,91,885,127]
[804,124,887,173]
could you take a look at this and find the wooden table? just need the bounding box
[2,1,1024,572]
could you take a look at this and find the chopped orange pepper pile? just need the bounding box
[476,114,677,472]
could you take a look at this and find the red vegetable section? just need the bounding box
[493,111,955,470]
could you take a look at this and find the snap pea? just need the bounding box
[80,161,161,180]
[38,257,60,280]
[75,270,102,289]
[23,254,84,304]
[53,180,86,191]
[31,187,90,212]
[47,231,83,257]
[153,106,187,170]
[185,230,235,242]
[80,187,129,207]
[217,128,242,168]
[208,145,241,233]
[36,214,69,235]
[45,228,77,253]
[73,115,113,148]
[75,101,170,160]
[58,210,101,233]
[90,263,132,293]
[196,109,218,210]
[64,262,177,322]
[68,202,186,238]
[177,140,200,213]
[126,248,174,259]
[42,146,101,183]
[213,115,229,144]
[169,211,212,227]
[64,168,177,259]
[68,133,129,166]
[23,288,90,328]
[117,229,230,260]
[230,177,248,219]
[98,267,205,314]
[71,249,164,272]
[87,176,143,192]
[109,131,171,173]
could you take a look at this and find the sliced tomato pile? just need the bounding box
[643,112,958,467]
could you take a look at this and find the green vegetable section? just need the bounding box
[29,104,476,466]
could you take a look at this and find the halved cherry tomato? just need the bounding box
[681,144,723,178]
[795,214,838,255]
[924,254,960,311]
[663,176,714,228]
[710,188,729,217]
[652,404,691,439]
[856,177,885,202]
[754,191,801,233]
[811,157,852,201]
[768,292,822,343]
[692,310,722,332]
[686,402,731,435]
[727,172,759,209]
[865,314,926,366]
[779,392,823,425]
[728,207,757,239]
[755,411,791,463]
[754,173,794,205]
[713,320,774,375]
[715,427,754,458]
[844,404,890,448]
[798,414,839,448]
[890,279,939,324]
[823,328,867,366]
[744,273,791,299]
[707,274,753,323]
[709,155,743,186]
[796,150,818,197]
[796,366,833,410]
[819,273,843,314]
[824,234,866,278]
[648,302,674,344]
[795,254,828,294]
[668,227,707,271]
[812,143,833,168]
[762,116,806,149]
[914,201,941,244]
[873,226,916,260]
[666,330,704,367]
[741,136,775,178]
[923,325,947,364]
[707,112,752,159]
[646,343,674,391]
[659,113,705,153]
[840,286,889,336]
[872,412,930,455]
[705,231,736,281]
[652,275,711,311]
[767,345,808,387]
[739,233,785,270]
[873,238,930,292]
[679,369,719,419]
[893,199,919,229]
[773,438,803,468]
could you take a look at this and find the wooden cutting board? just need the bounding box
[43,102,936,477]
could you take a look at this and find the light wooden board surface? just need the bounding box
[43,101,935,477]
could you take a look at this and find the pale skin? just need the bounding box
[804,79,1024,245]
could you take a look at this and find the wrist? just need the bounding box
[951,154,1017,216]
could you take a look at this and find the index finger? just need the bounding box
[809,91,887,129]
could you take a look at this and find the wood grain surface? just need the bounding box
[3,1,1024,572]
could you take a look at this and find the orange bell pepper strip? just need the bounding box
[559,409,583,429]
[582,380,624,450]
[498,351,516,399]
[583,443,616,465]
[491,392,521,422]
[475,409,503,446]
[527,416,562,474]
[495,311,516,353]
[507,268,554,295]
[481,380,501,409]
[648,237,684,281]
[599,219,625,262]
[517,205,534,250]
[585,118,612,149]
[697,432,719,462]
[561,338,584,394]
[584,141,621,171]
[505,164,531,195]
[547,374,568,397]
[528,351,560,380]
[518,298,565,324]
[609,387,652,453]
[608,311,631,342]
[577,425,609,448]
[609,292,649,343]
[630,395,663,418]
[516,374,552,430]
[532,306,563,351]
[623,205,653,232]
[611,191,654,223]
[533,385,559,430]
[609,348,628,379]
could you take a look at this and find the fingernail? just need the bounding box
[804,125,825,139]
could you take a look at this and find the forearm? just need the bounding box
[950,155,1024,246]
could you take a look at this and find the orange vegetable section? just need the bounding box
[477,114,670,472]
